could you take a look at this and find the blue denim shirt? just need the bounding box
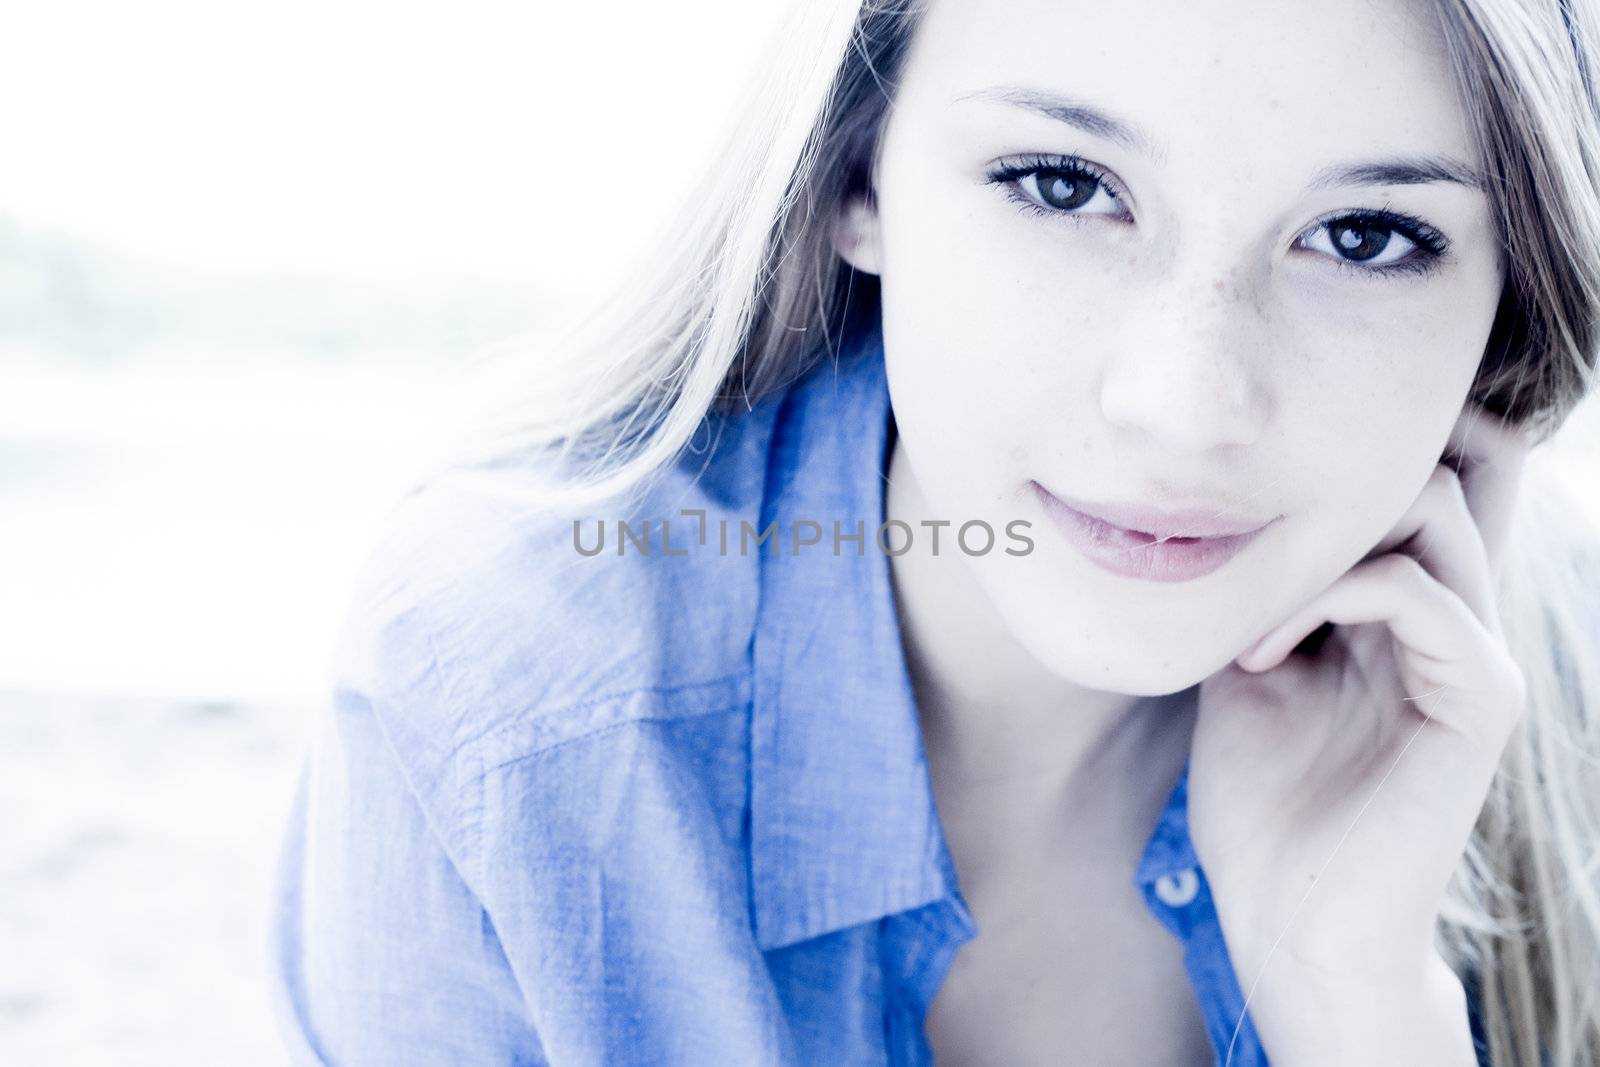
[269,322,1488,1065]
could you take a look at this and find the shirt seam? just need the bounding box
[454,670,752,765]
[457,684,752,888]
[477,696,750,777]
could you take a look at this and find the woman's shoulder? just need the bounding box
[327,407,784,820]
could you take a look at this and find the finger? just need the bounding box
[1238,553,1491,683]
[1443,402,1532,579]
[1380,463,1501,636]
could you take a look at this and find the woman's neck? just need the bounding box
[884,429,1195,827]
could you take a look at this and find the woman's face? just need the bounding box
[840,0,1506,694]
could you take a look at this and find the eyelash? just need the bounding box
[982,153,1452,281]
[986,153,1131,220]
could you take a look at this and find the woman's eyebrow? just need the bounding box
[952,85,1487,192]
[954,85,1168,161]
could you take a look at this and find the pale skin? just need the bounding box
[832,0,1533,1063]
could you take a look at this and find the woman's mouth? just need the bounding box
[1030,481,1277,582]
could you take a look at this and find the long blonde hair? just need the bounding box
[433,1,1600,1062]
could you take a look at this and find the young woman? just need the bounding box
[269,0,1600,1064]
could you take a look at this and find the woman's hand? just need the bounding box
[1188,401,1533,1065]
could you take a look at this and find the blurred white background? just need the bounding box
[1,2,782,1062]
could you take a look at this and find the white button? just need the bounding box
[1154,868,1200,907]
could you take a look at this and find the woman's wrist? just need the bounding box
[1240,945,1478,1067]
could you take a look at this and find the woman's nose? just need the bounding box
[1096,269,1273,453]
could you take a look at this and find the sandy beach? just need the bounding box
[1,689,310,1065]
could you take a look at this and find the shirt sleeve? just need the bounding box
[267,684,548,1066]
[461,701,798,1066]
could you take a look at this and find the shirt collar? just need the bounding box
[748,323,963,951]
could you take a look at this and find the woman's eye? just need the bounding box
[986,158,1449,280]
[985,156,1129,221]
[1295,211,1449,278]
[1301,218,1417,268]
[1016,169,1121,215]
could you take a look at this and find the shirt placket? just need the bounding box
[1140,860,1272,1067]
[878,893,979,1067]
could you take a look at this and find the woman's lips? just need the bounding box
[1031,481,1275,582]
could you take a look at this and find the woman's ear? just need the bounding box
[831,193,884,275]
